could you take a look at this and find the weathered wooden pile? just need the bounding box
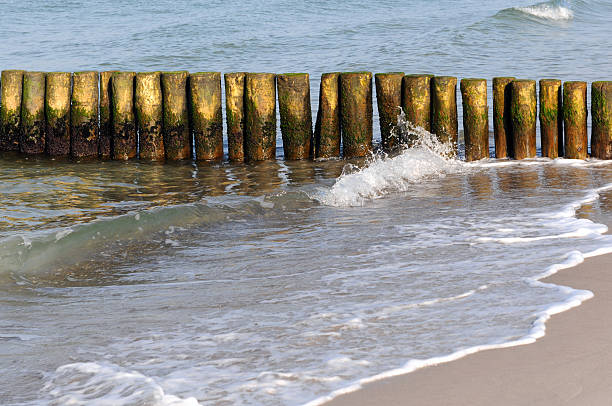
[0,70,611,162]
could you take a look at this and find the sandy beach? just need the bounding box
[324,253,612,406]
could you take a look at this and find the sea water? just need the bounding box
[2,0,612,405]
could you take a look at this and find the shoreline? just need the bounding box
[320,250,612,406]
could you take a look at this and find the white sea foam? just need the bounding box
[28,172,612,406]
[476,223,607,244]
[316,118,464,207]
[303,183,612,406]
[516,3,574,21]
[373,286,487,319]
[471,183,611,245]
[44,362,200,406]
[0,333,41,341]
[10,122,612,406]
[326,357,370,369]
[300,140,612,406]
[55,228,73,241]
[303,251,596,406]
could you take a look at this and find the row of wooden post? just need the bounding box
[0,70,223,160]
[1,70,611,161]
[376,74,612,161]
[0,69,320,162]
[491,78,612,160]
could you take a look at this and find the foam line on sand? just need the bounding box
[321,252,612,406]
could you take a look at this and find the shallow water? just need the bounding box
[2,136,612,405]
[3,0,612,405]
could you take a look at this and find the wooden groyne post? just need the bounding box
[492,77,515,158]
[432,76,458,153]
[278,73,312,160]
[111,71,136,160]
[591,81,612,159]
[135,72,164,160]
[460,78,489,161]
[224,72,246,162]
[20,71,46,154]
[244,72,276,161]
[539,79,563,158]
[402,74,433,135]
[99,71,117,159]
[45,72,71,156]
[314,72,341,159]
[71,71,99,159]
[340,72,373,158]
[162,71,191,160]
[0,70,25,151]
[190,72,223,161]
[563,81,588,159]
[5,68,612,164]
[510,79,537,159]
[375,72,404,151]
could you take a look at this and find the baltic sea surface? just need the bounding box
[1,1,612,405]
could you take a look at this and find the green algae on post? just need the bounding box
[162,71,191,160]
[190,72,223,161]
[340,71,373,158]
[99,71,117,159]
[375,72,404,151]
[0,70,25,151]
[136,72,164,160]
[314,72,341,159]
[563,81,588,159]
[20,71,46,154]
[111,72,136,160]
[431,76,458,153]
[460,78,489,161]
[591,81,612,159]
[492,77,515,158]
[510,79,537,159]
[402,74,433,135]
[71,71,99,159]
[539,79,563,158]
[244,72,276,161]
[224,72,246,162]
[45,72,71,156]
[277,73,312,160]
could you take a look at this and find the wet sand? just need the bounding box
[324,253,612,406]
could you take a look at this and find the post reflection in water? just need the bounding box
[313,158,345,183]
[466,171,493,201]
[225,161,283,195]
[601,189,612,214]
[541,164,567,190]
[591,169,612,216]
[440,173,464,201]
[496,164,539,195]
[282,160,317,186]
[193,163,231,196]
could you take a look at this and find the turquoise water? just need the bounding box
[2,1,612,405]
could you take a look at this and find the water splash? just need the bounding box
[316,111,465,207]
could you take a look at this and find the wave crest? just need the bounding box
[516,3,574,21]
[494,1,576,24]
[315,112,466,207]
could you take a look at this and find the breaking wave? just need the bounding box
[316,111,467,207]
